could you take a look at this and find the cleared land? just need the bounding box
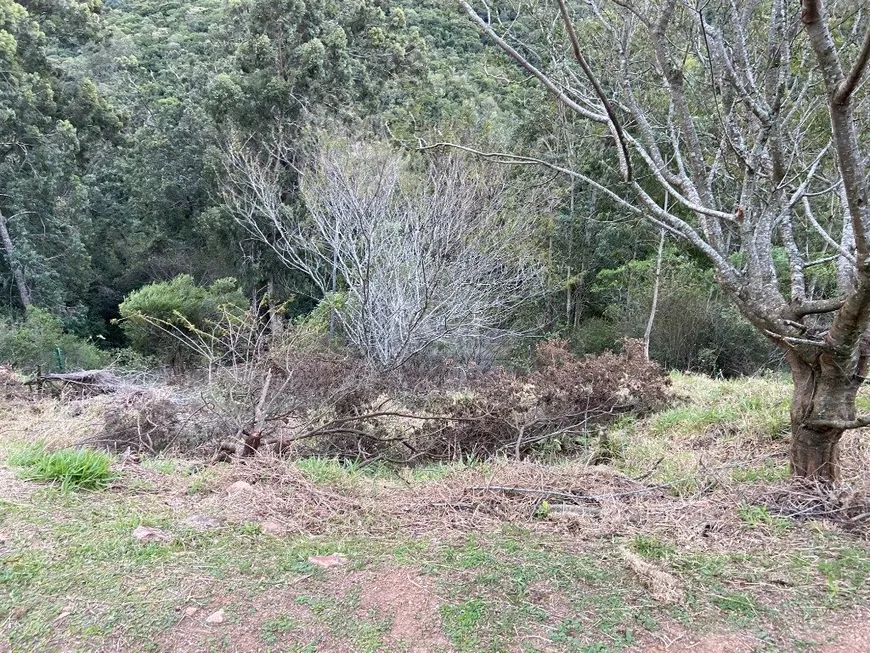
[1,374,869,652]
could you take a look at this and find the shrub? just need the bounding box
[581,250,778,376]
[8,443,116,492]
[118,274,247,369]
[0,307,107,374]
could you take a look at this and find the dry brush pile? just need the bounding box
[195,335,672,465]
[2,298,671,468]
[6,331,670,467]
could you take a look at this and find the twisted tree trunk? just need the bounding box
[789,361,845,480]
[785,335,870,481]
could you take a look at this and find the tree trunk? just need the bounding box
[787,355,859,482]
[644,227,665,361]
[0,209,31,308]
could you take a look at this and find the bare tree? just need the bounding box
[644,227,666,361]
[222,138,548,369]
[455,0,870,480]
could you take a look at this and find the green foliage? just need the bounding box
[0,307,107,373]
[118,274,246,365]
[211,0,424,130]
[0,0,847,381]
[577,249,778,376]
[8,442,116,493]
[0,0,124,311]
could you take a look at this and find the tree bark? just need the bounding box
[786,353,861,481]
[644,228,665,361]
[0,209,31,308]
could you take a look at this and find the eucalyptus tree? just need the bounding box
[0,0,122,313]
[458,0,870,480]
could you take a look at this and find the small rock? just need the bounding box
[205,609,224,624]
[226,480,253,495]
[182,515,224,531]
[259,520,286,536]
[184,606,199,617]
[132,525,172,542]
[12,606,29,620]
[308,553,348,569]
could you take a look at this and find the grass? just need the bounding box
[736,503,791,532]
[7,442,116,492]
[648,372,791,441]
[2,373,870,651]
[295,455,489,486]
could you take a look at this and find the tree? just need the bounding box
[457,0,870,480]
[222,139,548,369]
[0,0,122,315]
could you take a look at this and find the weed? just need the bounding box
[710,590,760,617]
[8,443,116,492]
[261,614,298,644]
[737,503,791,532]
[632,535,674,560]
[441,598,486,651]
[817,546,870,599]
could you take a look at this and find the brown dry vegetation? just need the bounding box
[1,368,869,652]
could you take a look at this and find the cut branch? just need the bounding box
[805,417,870,430]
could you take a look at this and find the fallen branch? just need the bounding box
[25,370,124,394]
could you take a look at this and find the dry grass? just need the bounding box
[2,372,870,651]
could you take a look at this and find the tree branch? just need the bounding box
[555,0,632,181]
[793,298,845,316]
[835,20,870,104]
[805,416,870,430]
[459,1,607,124]
[764,330,835,350]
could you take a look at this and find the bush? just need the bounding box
[579,250,778,376]
[0,307,107,374]
[8,443,116,492]
[118,274,247,369]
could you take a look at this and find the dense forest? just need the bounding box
[0,0,779,377]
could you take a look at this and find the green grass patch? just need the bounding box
[632,535,675,560]
[652,373,790,441]
[441,598,486,651]
[710,590,760,617]
[8,443,116,492]
[817,546,870,599]
[737,503,791,532]
[731,461,790,484]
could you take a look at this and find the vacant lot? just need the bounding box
[1,374,869,652]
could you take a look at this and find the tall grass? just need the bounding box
[8,443,116,492]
